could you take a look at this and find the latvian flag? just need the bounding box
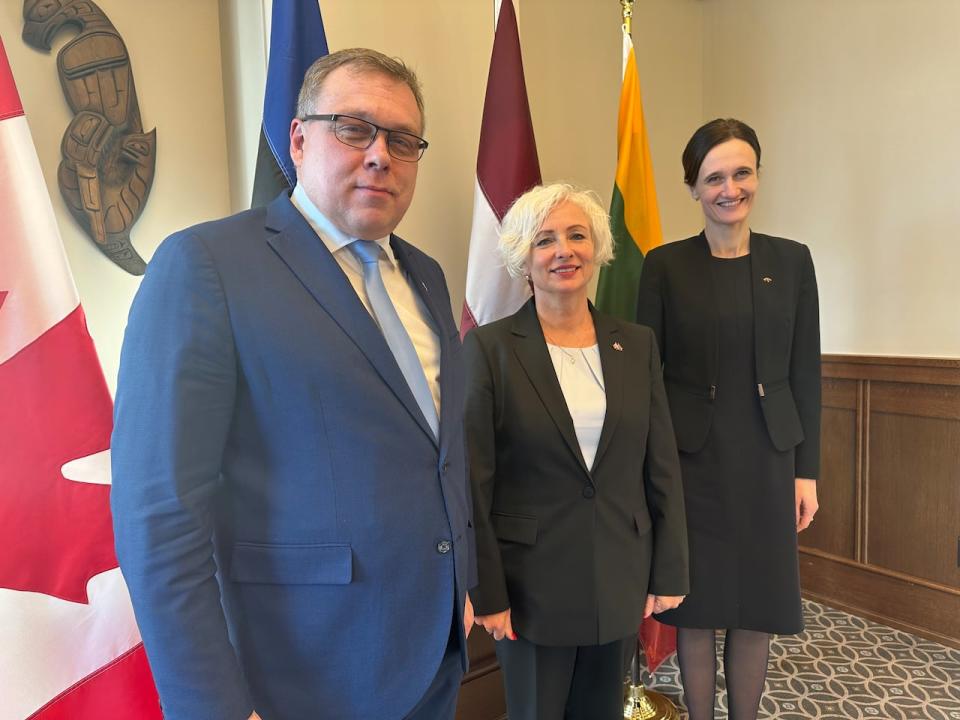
[0,37,160,719]
[460,0,541,337]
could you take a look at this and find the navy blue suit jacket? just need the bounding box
[111,193,475,720]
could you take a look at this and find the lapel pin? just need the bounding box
[762,276,773,284]
[612,342,623,352]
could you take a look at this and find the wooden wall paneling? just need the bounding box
[801,355,960,649]
[866,382,960,589]
[869,380,960,421]
[801,377,858,559]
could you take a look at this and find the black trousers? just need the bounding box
[495,634,631,720]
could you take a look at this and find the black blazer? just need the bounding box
[636,232,821,478]
[464,299,689,647]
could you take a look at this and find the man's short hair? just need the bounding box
[296,48,425,129]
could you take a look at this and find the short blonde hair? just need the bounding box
[498,183,614,279]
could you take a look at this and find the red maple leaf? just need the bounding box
[0,304,117,603]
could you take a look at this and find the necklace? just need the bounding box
[550,344,578,365]
[543,329,591,366]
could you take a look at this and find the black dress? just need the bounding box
[656,254,803,634]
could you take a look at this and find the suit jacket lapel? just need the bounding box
[748,232,779,385]
[263,195,436,445]
[511,299,590,477]
[590,307,623,473]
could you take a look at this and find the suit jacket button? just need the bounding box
[437,540,452,554]
[582,486,596,499]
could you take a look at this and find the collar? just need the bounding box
[291,184,396,266]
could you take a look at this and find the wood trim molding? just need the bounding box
[823,354,960,385]
[800,551,960,649]
[801,547,960,597]
[856,379,866,563]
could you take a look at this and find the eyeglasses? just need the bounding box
[300,113,428,162]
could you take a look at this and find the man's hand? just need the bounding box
[795,478,818,532]
[464,592,474,638]
[474,609,516,641]
[644,594,685,618]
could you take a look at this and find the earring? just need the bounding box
[523,273,531,281]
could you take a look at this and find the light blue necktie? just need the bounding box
[349,240,439,440]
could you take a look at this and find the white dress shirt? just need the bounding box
[546,343,606,470]
[290,185,441,416]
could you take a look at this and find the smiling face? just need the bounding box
[691,138,759,230]
[524,200,596,302]
[289,65,422,240]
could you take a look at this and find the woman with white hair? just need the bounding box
[464,183,690,719]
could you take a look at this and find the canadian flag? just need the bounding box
[459,0,541,337]
[0,37,160,719]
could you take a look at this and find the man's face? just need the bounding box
[289,66,422,240]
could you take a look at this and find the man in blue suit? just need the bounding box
[111,48,475,720]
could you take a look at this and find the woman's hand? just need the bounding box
[795,478,818,532]
[644,594,685,617]
[474,608,516,641]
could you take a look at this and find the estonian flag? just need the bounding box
[251,0,329,208]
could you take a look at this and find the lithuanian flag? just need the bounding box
[595,27,663,322]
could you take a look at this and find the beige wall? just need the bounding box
[1,1,231,392]
[701,0,960,356]
[219,0,269,214]
[631,0,704,244]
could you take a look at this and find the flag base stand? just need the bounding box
[623,636,680,720]
[623,683,680,720]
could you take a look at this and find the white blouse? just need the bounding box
[546,343,606,470]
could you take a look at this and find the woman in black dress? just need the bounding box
[636,119,821,720]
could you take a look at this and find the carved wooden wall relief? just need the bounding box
[22,0,156,275]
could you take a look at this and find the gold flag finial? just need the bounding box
[621,0,635,36]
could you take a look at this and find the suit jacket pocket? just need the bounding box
[759,381,805,451]
[491,512,538,546]
[229,542,353,585]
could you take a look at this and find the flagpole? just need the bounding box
[619,4,678,714]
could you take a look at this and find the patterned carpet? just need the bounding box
[643,600,960,719]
